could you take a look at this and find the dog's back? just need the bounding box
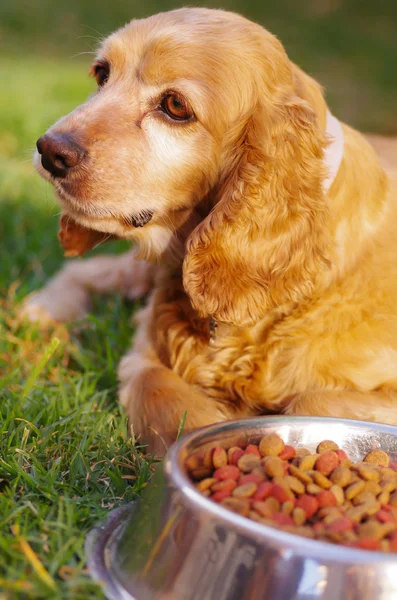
[366,135,397,179]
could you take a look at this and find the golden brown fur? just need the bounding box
[26,8,397,454]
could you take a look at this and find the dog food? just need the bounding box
[185,433,397,552]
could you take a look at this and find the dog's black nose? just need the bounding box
[36,134,86,178]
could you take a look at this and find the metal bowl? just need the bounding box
[86,416,397,600]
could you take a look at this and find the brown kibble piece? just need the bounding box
[282,500,295,515]
[190,467,213,480]
[364,481,382,496]
[259,433,285,457]
[221,497,250,517]
[248,510,264,523]
[232,482,258,498]
[295,448,311,458]
[289,465,313,484]
[364,450,390,467]
[212,448,228,469]
[317,440,339,453]
[330,484,344,506]
[299,454,319,471]
[352,491,376,506]
[359,519,385,540]
[378,491,391,505]
[203,449,215,469]
[211,479,237,493]
[292,507,307,526]
[345,506,369,524]
[197,477,217,491]
[253,497,280,518]
[185,454,202,472]
[380,468,397,481]
[389,491,397,507]
[312,472,332,489]
[356,464,380,481]
[330,465,352,488]
[379,480,397,493]
[307,483,323,495]
[345,480,365,500]
[323,509,343,525]
[251,467,267,481]
[237,454,261,473]
[264,456,285,478]
[285,475,305,495]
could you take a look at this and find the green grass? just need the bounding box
[1,2,396,596]
[0,58,154,599]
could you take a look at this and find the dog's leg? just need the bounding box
[118,306,234,455]
[119,353,233,455]
[284,389,397,426]
[21,250,154,324]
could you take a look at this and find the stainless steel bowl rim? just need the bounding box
[166,415,397,564]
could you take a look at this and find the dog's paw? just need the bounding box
[19,286,89,325]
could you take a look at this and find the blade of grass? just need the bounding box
[11,524,57,592]
[176,410,187,441]
[21,337,60,398]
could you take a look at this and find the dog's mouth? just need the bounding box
[127,210,154,228]
[49,175,155,235]
[35,149,157,243]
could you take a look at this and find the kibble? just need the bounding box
[185,433,397,553]
[238,453,261,473]
[364,450,390,467]
[233,482,258,498]
[317,440,339,454]
[330,465,352,488]
[264,456,285,478]
[259,433,285,457]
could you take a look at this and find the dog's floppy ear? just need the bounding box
[183,82,331,327]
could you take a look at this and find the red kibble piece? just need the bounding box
[212,490,232,502]
[279,445,296,461]
[246,444,261,457]
[335,449,349,463]
[358,538,381,551]
[213,465,241,481]
[252,482,274,501]
[376,510,396,523]
[313,522,325,533]
[271,484,291,504]
[389,462,397,472]
[211,479,237,493]
[326,517,354,533]
[296,495,319,518]
[239,473,263,486]
[317,490,337,508]
[381,504,393,512]
[230,449,245,466]
[315,451,339,476]
[272,512,294,526]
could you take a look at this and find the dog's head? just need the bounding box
[36,8,331,325]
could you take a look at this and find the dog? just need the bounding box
[24,8,397,454]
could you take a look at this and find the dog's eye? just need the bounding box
[160,92,194,121]
[92,62,110,87]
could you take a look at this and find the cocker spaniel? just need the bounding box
[25,8,397,454]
